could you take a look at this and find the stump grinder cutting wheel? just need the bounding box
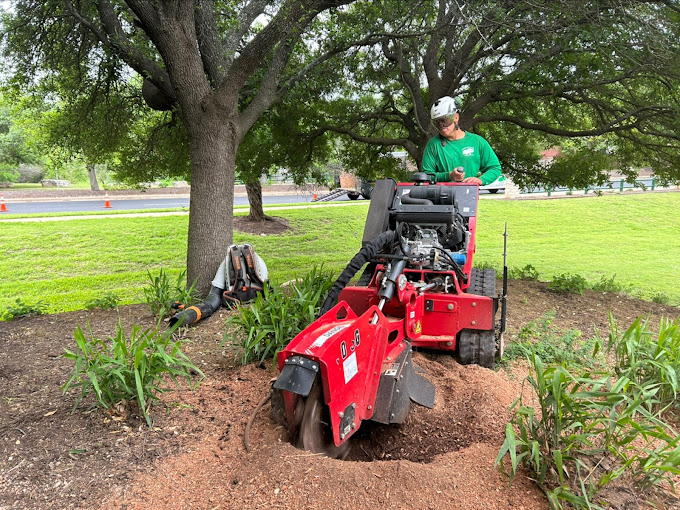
[271,175,508,457]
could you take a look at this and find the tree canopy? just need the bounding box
[301,0,680,189]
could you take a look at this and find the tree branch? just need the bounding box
[195,0,228,86]
[220,0,354,98]
[73,0,176,103]
[239,36,300,135]
[314,125,415,153]
[473,105,674,137]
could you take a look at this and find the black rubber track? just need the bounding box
[456,330,495,369]
[457,268,497,369]
[468,268,496,297]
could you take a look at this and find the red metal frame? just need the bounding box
[277,181,494,447]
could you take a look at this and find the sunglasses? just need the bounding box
[432,114,456,129]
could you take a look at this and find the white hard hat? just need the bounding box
[430,96,460,120]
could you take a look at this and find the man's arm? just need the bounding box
[477,139,502,185]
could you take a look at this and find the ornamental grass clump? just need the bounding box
[226,265,336,366]
[497,318,680,510]
[62,320,203,427]
[144,268,199,319]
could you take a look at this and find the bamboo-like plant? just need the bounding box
[607,313,680,411]
[226,265,337,365]
[62,321,203,427]
[144,268,198,318]
[497,326,680,510]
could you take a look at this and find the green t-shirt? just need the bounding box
[421,132,502,185]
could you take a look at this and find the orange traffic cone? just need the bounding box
[103,192,112,208]
[0,194,7,212]
[313,192,318,201]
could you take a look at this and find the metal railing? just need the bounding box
[522,177,664,196]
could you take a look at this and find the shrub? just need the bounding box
[62,321,202,427]
[226,265,337,365]
[589,274,628,294]
[1,297,48,321]
[502,312,600,369]
[0,163,18,183]
[548,273,587,294]
[509,264,540,280]
[85,292,120,310]
[16,164,45,183]
[144,268,198,318]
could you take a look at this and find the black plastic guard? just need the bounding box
[362,179,396,245]
[372,346,411,424]
[372,345,435,424]
[273,356,319,397]
[409,364,435,409]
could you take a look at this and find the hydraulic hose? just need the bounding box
[378,243,410,303]
[168,285,223,327]
[317,230,396,317]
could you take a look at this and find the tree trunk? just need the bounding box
[87,163,100,191]
[245,178,270,222]
[185,111,238,296]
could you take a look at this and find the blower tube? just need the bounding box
[168,285,223,327]
[317,230,396,317]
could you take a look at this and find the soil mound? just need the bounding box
[346,354,517,463]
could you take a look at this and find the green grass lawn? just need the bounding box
[1,193,679,314]
[473,193,680,303]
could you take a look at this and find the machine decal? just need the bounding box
[340,341,347,359]
[309,324,350,350]
[414,320,422,334]
[343,352,358,383]
[354,329,360,347]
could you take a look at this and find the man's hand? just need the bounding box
[463,176,483,185]
[449,166,465,182]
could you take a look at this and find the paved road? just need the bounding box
[3,193,357,214]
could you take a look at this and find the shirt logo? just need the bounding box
[463,147,475,156]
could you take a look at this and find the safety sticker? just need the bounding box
[309,324,349,349]
[343,352,358,384]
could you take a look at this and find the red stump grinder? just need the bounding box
[271,174,508,458]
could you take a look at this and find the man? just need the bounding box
[422,96,501,185]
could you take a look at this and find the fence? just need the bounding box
[522,177,667,196]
